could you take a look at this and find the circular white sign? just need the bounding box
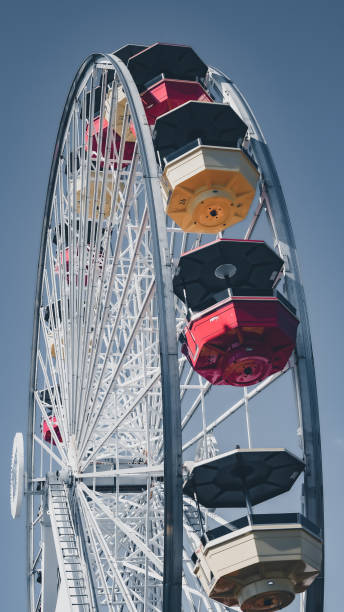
[10,432,24,519]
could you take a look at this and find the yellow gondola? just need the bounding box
[163,144,259,233]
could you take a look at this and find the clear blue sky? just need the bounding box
[0,0,343,609]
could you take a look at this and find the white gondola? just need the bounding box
[193,516,322,610]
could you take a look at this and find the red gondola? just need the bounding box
[43,417,62,445]
[55,247,103,286]
[85,117,134,168]
[141,78,211,125]
[181,296,299,386]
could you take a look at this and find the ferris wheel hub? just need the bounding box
[56,469,73,487]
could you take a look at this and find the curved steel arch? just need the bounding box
[207,66,324,612]
[27,52,183,611]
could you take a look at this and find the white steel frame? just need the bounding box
[25,52,323,612]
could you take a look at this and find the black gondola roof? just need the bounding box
[127,43,208,92]
[113,44,147,65]
[44,300,62,325]
[52,221,102,248]
[38,385,61,406]
[183,448,304,508]
[83,70,115,118]
[153,101,247,167]
[173,239,284,311]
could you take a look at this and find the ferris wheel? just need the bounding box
[10,43,324,612]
